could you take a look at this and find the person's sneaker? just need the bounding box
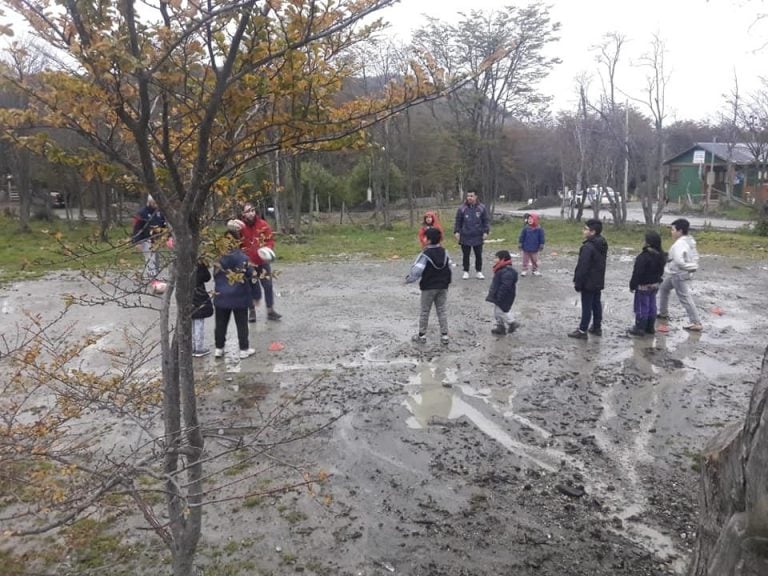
[412,334,427,344]
[267,310,282,321]
[627,326,647,337]
[520,270,528,277]
[587,326,602,336]
[248,308,257,323]
[567,329,588,340]
[475,271,485,279]
[192,348,211,358]
[491,325,507,335]
[462,271,470,280]
[683,323,703,332]
[532,270,542,276]
[507,322,519,334]
[440,334,449,345]
[656,313,670,320]
[239,348,256,359]
[214,348,224,358]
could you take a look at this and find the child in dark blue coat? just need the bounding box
[485,250,519,335]
[213,221,257,359]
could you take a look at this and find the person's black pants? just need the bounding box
[579,290,603,332]
[461,244,483,272]
[214,307,249,350]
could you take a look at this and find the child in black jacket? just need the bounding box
[486,250,519,335]
[405,227,452,344]
[628,231,666,336]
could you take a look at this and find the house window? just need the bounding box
[669,168,679,183]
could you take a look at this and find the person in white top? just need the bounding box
[657,218,702,332]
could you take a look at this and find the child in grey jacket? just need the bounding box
[406,227,452,344]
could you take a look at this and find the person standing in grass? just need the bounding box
[406,227,452,345]
[453,190,490,280]
[418,210,444,248]
[568,218,608,340]
[627,231,666,337]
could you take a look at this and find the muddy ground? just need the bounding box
[2,245,768,576]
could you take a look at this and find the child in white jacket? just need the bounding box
[657,218,702,331]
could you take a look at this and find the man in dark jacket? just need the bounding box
[132,194,167,283]
[485,250,519,335]
[453,190,490,280]
[569,219,608,339]
[406,227,452,345]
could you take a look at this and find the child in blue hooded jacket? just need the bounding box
[518,212,545,276]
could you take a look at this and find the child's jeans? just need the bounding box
[521,251,539,271]
[419,289,448,335]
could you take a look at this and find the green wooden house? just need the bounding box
[663,142,768,205]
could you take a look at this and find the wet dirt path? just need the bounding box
[2,251,766,575]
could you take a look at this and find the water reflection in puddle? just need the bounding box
[404,359,687,573]
[403,360,560,472]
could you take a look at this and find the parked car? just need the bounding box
[568,186,616,209]
[50,191,66,208]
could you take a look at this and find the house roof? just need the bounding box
[665,142,767,165]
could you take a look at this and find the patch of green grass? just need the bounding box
[64,518,137,571]
[224,449,254,477]
[282,509,307,524]
[244,495,265,508]
[0,215,140,283]
[0,549,27,576]
[1,211,765,285]
[278,216,768,262]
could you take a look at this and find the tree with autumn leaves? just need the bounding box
[0,1,458,573]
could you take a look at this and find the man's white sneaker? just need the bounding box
[239,348,256,359]
[520,271,528,277]
[532,270,541,276]
[462,271,470,280]
[214,348,224,358]
[475,271,485,279]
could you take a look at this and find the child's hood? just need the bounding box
[527,212,539,228]
[423,210,441,225]
[423,245,450,269]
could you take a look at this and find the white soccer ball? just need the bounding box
[257,247,276,262]
[226,219,245,233]
[152,281,169,295]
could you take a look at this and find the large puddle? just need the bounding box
[403,357,687,573]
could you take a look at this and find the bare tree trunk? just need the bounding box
[161,223,204,576]
[12,148,31,232]
[92,179,112,242]
[271,150,283,233]
[405,109,415,229]
[290,155,302,234]
[688,345,768,576]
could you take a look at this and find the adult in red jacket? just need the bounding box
[240,203,282,322]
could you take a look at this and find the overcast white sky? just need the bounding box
[383,0,768,123]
